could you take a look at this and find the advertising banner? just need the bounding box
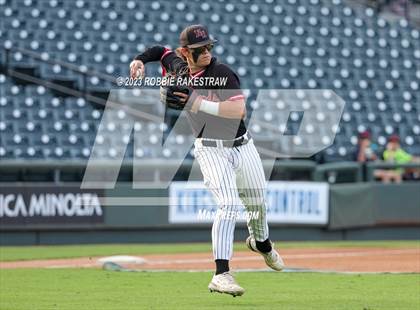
[169,181,329,225]
[0,185,104,226]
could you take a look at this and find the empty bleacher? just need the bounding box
[0,0,419,161]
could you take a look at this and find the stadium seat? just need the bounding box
[0,0,419,159]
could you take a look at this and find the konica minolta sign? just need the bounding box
[0,186,104,226]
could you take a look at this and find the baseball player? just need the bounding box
[130,25,284,297]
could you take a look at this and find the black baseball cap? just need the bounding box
[179,24,217,48]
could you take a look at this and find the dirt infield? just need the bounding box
[1,247,419,273]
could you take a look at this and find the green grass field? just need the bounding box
[1,270,418,310]
[1,241,419,310]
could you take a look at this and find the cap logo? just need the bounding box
[193,29,207,39]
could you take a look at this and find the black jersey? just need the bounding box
[161,51,247,139]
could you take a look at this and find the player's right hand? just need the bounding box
[130,60,145,79]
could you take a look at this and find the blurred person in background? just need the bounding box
[354,131,378,162]
[354,131,401,182]
[383,135,420,181]
[374,0,410,19]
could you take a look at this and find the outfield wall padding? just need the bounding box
[328,183,420,229]
[1,182,419,245]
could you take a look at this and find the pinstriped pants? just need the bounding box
[194,138,269,260]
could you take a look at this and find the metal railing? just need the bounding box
[313,162,363,182]
[0,158,419,183]
[0,159,316,183]
[365,162,420,181]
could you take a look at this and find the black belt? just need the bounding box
[200,132,251,148]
